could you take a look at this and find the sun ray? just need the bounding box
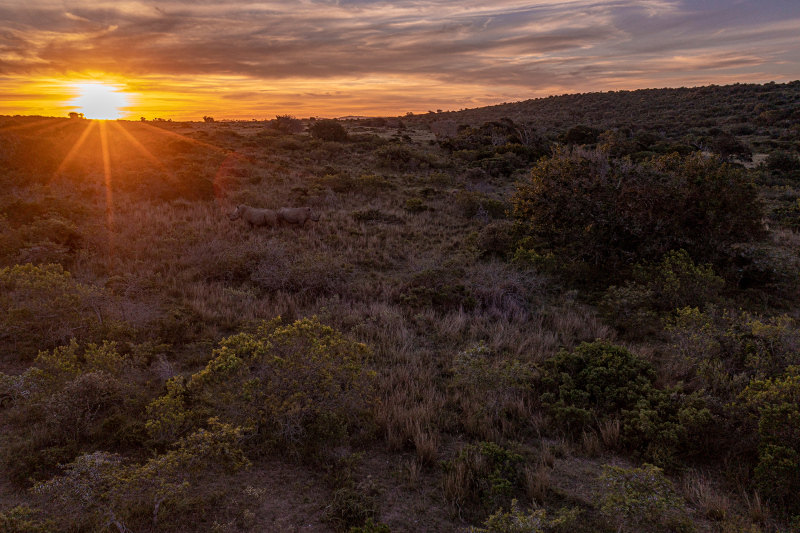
[55,120,97,175]
[136,122,226,153]
[99,121,116,269]
[0,118,62,133]
[108,121,172,173]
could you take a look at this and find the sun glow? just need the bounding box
[70,83,129,120]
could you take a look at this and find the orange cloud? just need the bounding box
[0,0,798,119]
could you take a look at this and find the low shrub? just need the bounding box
[33,419,248,532]
[374,144,436,171]
[441,441,525,512]
[512,149,766,278]
[0,506,55,533]
[404,198,428,213]
[396,268,477,313]
[541,341,712,465]
[739,368,800,517]
[595,464,692,533]
[309,120,348,142]
[187,317,377,451]
[467,499,579,533]
[0,263,106,358]
[600,249,724,336]
[455,191,508,219]
[665,309,800,400]
[314,172,356,193]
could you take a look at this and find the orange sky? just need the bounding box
[1,1,798,120]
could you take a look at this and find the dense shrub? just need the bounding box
[541,342,711,465]
[271,114,304,134]
[739,369,800,517]
[600,250,724,336]
[766,150,800,174]
[33,419,248,532]
[185,317,377,450]
[665,309,800,400]
[512,149,766,277]
[595,464,691,532]
[373,144,435,171]
[0,264,105,357]
[455,191,508,219]
[396,268,477,312]
[442,441,525,512]
[309,119,348,142]
[558,125,603,145]
[0,506,55,532]
[467,499,579,533]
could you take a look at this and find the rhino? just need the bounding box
[229,204,278,229]
[277,206,320,227]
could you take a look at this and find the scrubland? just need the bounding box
[1,81,800,532]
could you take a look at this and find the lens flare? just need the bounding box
[70,83,129,119]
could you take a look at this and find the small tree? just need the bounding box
[202,116,214,122]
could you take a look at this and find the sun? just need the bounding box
[70,83,130,120]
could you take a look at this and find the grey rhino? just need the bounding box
[277,207,320,227]
[229,205,278,229]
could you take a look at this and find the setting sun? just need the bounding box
[70,83,129,120]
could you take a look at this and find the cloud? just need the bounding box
[0,0,798,117]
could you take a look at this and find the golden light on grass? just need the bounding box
[70,83,129,120]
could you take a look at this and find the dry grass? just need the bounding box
[743,491,767,525]
[581,430,602,458]
[598,419,621,450]
[682,471,731,522]
[523,465,551,504]
[540,445,556,468]
[412,425,440,466]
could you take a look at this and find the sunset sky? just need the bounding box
[1,0,798,120]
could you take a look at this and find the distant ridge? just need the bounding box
[406,81,800,135]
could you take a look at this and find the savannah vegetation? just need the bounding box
[1,80,800,532]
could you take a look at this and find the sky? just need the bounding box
[1,0,798,120]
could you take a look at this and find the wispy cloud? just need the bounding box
[0,0,797,118]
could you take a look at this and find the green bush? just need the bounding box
[595,464,691,533]
[0,264,105,357]
[442,441,525,511]
[374,144,435,171]
[665,309,800,401]
[541,342,711,465]
[315,172,356,193]
[404,198,428,213]
[467,499,579,533]
[396,268,477,313]
[739,368,800,516]
[455,191,508,219]
[309,119,348,142]
[600,249,724,336]
[512,149,766,278]
[187,317,377,450]
[766,150,800,174]
[33,419,248,532]
[0,506,55,533]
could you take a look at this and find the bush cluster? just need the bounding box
[541,341,712,466]
[512,149,766,278]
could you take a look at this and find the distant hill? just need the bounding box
[406,81,800,138]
